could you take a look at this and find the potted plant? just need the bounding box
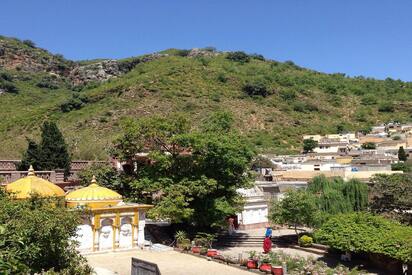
[259,255,272,273]
[191,243,201,254]
[195,232,218,257]
[246,251,258,269]
[192,234,204,254]
[269,252,284,275]
[200,247,208,255]
[175,230,190,251]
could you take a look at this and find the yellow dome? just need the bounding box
[65,175,122,208]
[5,165,65,199]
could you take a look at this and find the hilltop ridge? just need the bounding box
[1,35,411,159]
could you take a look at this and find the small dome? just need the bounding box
[66,175,122,208]
[5,165,65,199]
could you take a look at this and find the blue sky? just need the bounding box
[1,0,411,80]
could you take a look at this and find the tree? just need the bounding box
[113,114,255,228]
[269,189,319,236]
[226,51,250,63]
[19,122,71,178]
[398,146,408,161]
[307,176,368,214]
[0,191,91,274]
[361,142,376,150]
[303,138,318,153]
[18,138,40,170]
[314,212,412,263]
[369,174,412,224]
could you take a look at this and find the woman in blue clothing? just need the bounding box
[265,226,272,238]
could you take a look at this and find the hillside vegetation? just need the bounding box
[1,36,411,159]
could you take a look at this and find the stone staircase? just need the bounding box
[216,232,327,255]
[216,232,265,247]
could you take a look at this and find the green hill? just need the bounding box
[1,36,411,159]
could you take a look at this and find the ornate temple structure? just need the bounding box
[5,165,65,199]
[5,167,152,253]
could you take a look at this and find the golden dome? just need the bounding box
[5,165,65,199]
[65,175,122,208]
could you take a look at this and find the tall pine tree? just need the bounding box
[398,146,408,161]
[19,122,71,178]
[18,139,40,170]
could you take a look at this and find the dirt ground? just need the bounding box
[86,249,252,275]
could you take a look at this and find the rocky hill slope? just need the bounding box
[1,36,411,159]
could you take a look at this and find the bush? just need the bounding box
[361,94,377,105]
[226,51,250,63]
[314,212,412,263]
[22,39,36,48]
[243,81,270,97]
[0,192,92,274]
[361,142,376,149]
[36,75,61,89]
[60,94,89,112]
[280,89,296,101]
[0,80,18,94]
[0,71,12,81]
[175,49,191,57]
[298,235,313,247]
[250,53,265,61]
[378,102,395,112]
[391,162,411,172]
[292,101,318,113]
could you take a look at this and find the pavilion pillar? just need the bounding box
[93,214,101,251]
[113,213,120,250]
[132,210,139,247]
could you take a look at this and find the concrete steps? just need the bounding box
[216,234,265,247]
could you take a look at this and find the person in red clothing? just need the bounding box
[263,236,272,253]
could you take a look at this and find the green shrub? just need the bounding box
[293,101,318,113]
[36,75,61,89]
[378,102,395,112]
[226,51,250,63]
[22,39,36,48]
[361,94,377,105]
[175,49,191,57]
[391,162,411,172]
[361,142,376,149]
[280,89,296,100]
[298,235,313,247]
[0,80,18,93]
[250,53,265,61]
[60,94,89,112]
[314,212,412,263]
[243,81,270,97]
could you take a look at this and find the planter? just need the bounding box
[246,259,258,269]
[259,263,272,273]
[207,249,218,257]
[191,246,201,253]
[271,266,283,275]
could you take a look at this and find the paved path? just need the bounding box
[218,246,322,260]
[86,249,252,275]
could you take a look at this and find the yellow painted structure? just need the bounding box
[65,176,152,252]
[5,165,65,199]
[66,175,122,208]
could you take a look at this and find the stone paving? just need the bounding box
[86,249,252,275]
